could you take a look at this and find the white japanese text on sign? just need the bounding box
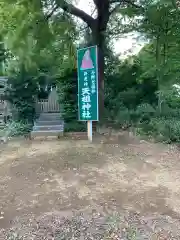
[81,74,92,119]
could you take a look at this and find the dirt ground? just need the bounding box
[0,132,180,239]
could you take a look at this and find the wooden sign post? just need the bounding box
[87,121,93,142]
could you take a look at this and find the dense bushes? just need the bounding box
[57,69,86,132]
[3,121,31,137]
[105,59,180,143]
[5,65,87,133]
[136,89,180,142]
[104,99,180,143]
[3,50,180,142]
[5,66,38,123]
[5,64,55,124]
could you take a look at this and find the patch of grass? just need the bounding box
[6,232,23,240]
[0,129,5,137]
[3,213,138,240]
[127,227,137,240]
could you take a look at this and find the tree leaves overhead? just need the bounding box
[0,0,152,69]
[0,0,77,73]
[0,0,180,87]
[136,0,180,88]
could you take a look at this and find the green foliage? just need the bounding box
[132,92,180,143]
[138,117,180,143]
[3,120,31,137]
[114,106,134,129]
[0,0,78,128]
[1,0,180,142]
[137,0,180,87]
[57,69,86,132]
[5,65,38,123]
[138,42,180,87]
[107,92,180,143]
[105,59,158,118]
[105,54,180,143]
[0,0,77,75]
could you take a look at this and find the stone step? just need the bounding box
[38,112,61,116]
[33,125,64,131]
[31,130,64,138]
[39,113,61,117]
[38,116,62,121]
[38,119,62,123]
[34,120,64,126]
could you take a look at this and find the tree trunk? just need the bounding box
[55,0,110,124]
[97,39,105,120]
[91,29,106,122]
[90,0,110,122]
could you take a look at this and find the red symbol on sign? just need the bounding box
[81,50,94,70]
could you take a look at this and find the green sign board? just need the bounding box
[77,45,99,121]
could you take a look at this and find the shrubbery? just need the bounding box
[3,51,180,142]
[0,120,31,139]
[57,69,86,132]
[106,89,180,143]
[105,59,180,143]
[5,66,38,123]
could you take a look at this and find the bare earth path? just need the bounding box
[0,133,180,239]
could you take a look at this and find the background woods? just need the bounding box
[0,0,180,142]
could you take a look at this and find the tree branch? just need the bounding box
[55,0,95,28]
[92,0,98,7]
[46,5,59,20]
[91,7,97,17]
[110,0,142,9]
[110,3,121,14]
[110,0,144,15]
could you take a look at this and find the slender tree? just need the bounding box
[138,0,180,111]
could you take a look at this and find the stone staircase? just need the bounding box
[31,113,64,138]
[0,112,5,130]
[0,104,6,130]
